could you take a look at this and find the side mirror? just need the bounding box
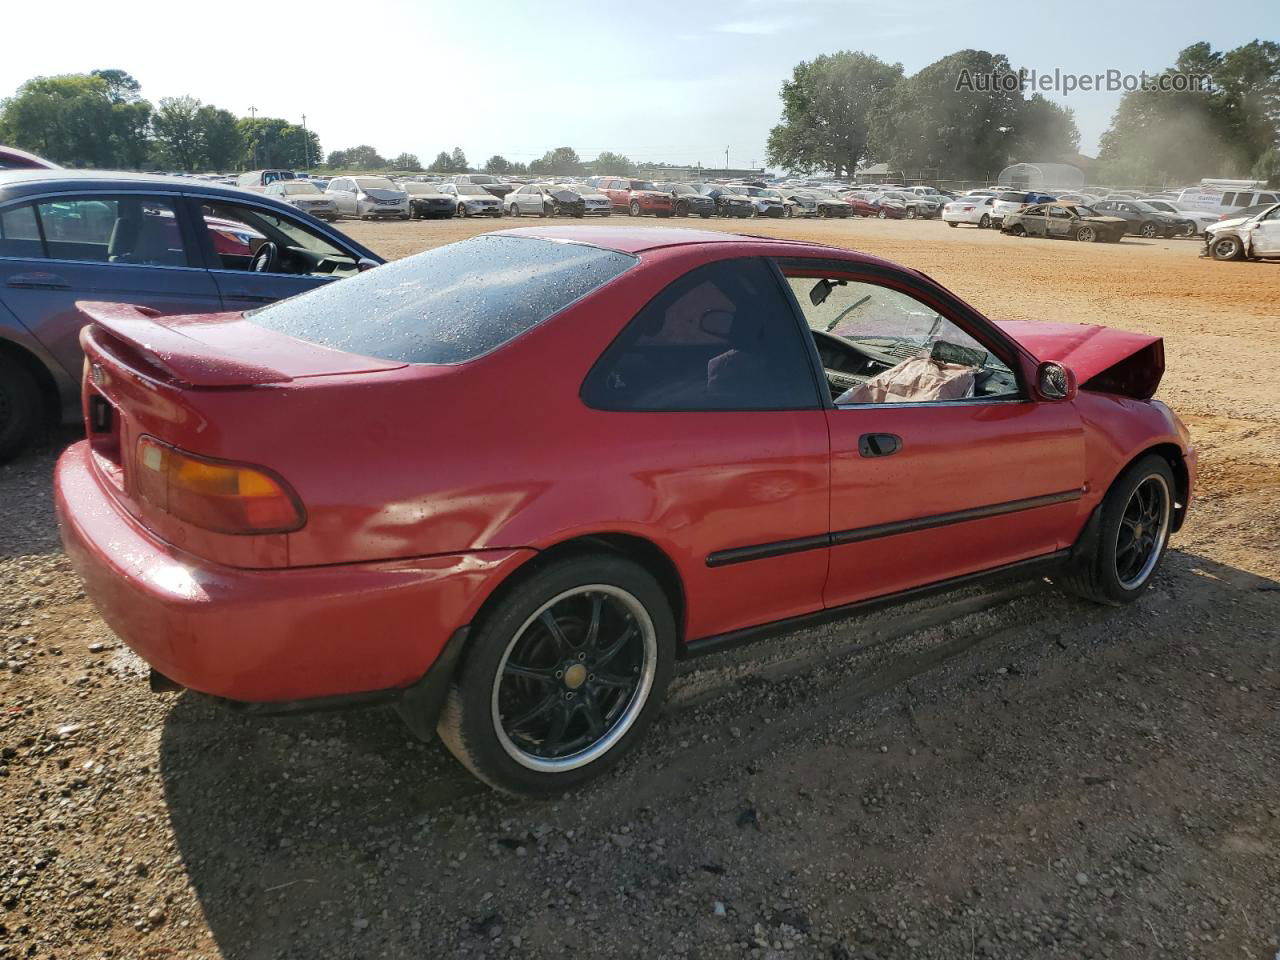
[357,258,380,273]
[1036,361,1077,401]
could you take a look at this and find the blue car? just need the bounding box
[0,170,383,460]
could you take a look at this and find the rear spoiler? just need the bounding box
[77,301,294,387]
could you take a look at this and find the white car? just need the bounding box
[325,176,410,220]
[439,183,504,218]
[942,195,996,228]
[263,180,339,220]
[1202,202,1280,261]
[1138,198,1219,235]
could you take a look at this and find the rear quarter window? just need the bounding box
[246,235,636,364]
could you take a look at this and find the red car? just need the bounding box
[595,177,674,217]
[55,227,1195,796]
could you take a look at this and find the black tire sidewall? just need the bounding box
[438,554,676,796]
[1087,455,1176,604]
[0,355,42,462]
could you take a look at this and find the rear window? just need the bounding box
[998,192,1027,202]
[246,235,637,364]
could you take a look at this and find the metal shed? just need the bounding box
[997,162,1085,191]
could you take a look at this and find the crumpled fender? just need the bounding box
[996,321,1164,399]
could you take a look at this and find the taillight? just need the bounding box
[135,436,304,534]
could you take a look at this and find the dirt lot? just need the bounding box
[2,216,1277,960]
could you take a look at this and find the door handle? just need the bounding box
[858,433,902,458]
[7,272,69,290]
[224,291,277,303]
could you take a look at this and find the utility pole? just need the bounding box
[248,105,257,119]
[302,113,309,170]
[725,146,729,171]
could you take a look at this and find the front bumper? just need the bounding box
[360,204,409,217]
[55,441,533,705]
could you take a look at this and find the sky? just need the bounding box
[5,0,1278,171]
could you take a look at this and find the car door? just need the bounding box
[778,259,1085,609]
[1249,206,1280,255]
[1045,207,1074,238]
[1022,205,1049,236]
[0,193,221,383]
[188,196,354,311]
[329,179,354,216]
[580,256,832,639]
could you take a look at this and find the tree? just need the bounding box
[152,96,205,169]
[588,151,636,176]
[328,144,386,169]
[430,150,453,172]
[766,52,903,176]
[1098,41,1280,184]
[91,69,141,104]
[0,74,117,167]
[390,152,420,170]
[1013,94,1080,159]
[1254,146,1280,187]
[484,154,514,174]
[529,146,584,176]
[867,50,1023,180]
[239,117,319,169]
[196,106,240,170]
[110,100,153,169]
[449,146,468,172]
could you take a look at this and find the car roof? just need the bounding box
[492,225,894,265]
[0,168,262,198]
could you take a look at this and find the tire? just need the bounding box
[947,220,958,228]
[699,212,711,219]
[1007,224,1026,237]
[784,205,793,219]
[1060,455,1176,606]
[629,200,641,217]
[507,203,518,217]
[1211,235,1244,261]
[675,200,687,217]
[457,204,467,219]
[978,213,990,229]
[0,354,43,463]
[877,209,887,219]
[1076,225,1098,243]
[437,553,676,796]
[905,207,917,220]
[540,203,551,218]
[408,208,418,220]
[1139,222,1159,239]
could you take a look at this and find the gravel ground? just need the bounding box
[2,216,1277,960]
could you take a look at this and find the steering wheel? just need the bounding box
[250,241,279,273]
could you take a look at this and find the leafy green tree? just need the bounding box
[529,146,583,176]
[588,151,636,176]
[449,146,468,172]
[767,52,903,176]
[867,50,1022,180]
[109,99,153,169]
[0,74,117,167]
[91,69,142,104]
[390,152,420,170]
[196,106,240,170]
[484,154,514,174]
[1098,41,1280,184]
[1013,94,1080,159]
[1254,146,1280,187]
[430,150,453,172]
[239,117,319,168]
[328,144,385,169]
[152,96,204,169]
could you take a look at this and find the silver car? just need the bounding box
[439,183,503,218]
[263,180,339,220]
[324,176,410,220]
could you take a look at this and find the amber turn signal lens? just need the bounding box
[135,436,304,535]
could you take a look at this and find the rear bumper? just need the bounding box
[55,441,533,704]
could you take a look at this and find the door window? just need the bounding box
[199,201,355,275]
[784,272,1021,404]
[34,196,187,266]
[0,203,43,258]
[582,258,821,411]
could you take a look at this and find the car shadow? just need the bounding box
[0,426,82,561]
[157,548,1280,959]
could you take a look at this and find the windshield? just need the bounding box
[667,183,696,195]
[355,177,397,191]
[402,183,438,194]
[465,175,498,184]
[997,192,1027,203]
[247,236,637,364]
[457,184,492,196]
[630,181,659,191]
[282,182,323,195]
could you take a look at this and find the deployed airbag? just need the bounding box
[837,357,977,404]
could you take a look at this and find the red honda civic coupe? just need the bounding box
[55,226,1195,795]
